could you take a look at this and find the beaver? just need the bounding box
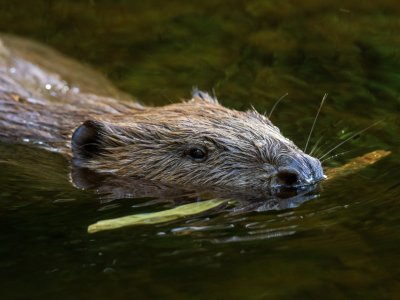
[0,34,325,194]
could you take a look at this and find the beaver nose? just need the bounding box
[275,169,301,187]
[272,152,325,188]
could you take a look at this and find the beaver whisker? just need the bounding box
[268,92,288,118]
[304,93,328,154]
[309,134,324,157]
[319,120,382,160]
[309,138,334,159]
[320,150,353,164]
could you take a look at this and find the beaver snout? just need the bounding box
[272,154,325,189]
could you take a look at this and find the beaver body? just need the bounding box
[0,35,324,193]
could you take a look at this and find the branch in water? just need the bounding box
[324,150,391,180]
[87,150,391,233]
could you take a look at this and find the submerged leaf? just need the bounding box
[88,199,228,233]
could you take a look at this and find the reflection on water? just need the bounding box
[1,141,399,299]
[1,0,400,299]
[71,162,320,209]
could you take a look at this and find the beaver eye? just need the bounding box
[185,146,208,162]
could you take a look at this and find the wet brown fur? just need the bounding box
[0,35,324,192]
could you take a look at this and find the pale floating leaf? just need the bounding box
[88,199,228,233]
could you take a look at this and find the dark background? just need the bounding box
[0,1,399,299]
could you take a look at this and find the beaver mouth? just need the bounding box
[270,184,317,198]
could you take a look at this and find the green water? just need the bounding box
[1,1,400,299]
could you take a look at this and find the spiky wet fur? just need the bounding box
[74,91,323,191]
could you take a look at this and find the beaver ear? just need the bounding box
[191,88,219,104]
[71,120,106,163]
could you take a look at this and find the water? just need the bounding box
[1,1,400,299]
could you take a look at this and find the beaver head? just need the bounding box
[71,90,325,194]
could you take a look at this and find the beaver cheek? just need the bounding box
[260,165,278,186]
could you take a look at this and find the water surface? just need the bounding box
[0,1,399,299]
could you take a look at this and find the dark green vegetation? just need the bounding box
[0,1,399,299]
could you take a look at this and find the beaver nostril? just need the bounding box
[276,170,299,186]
